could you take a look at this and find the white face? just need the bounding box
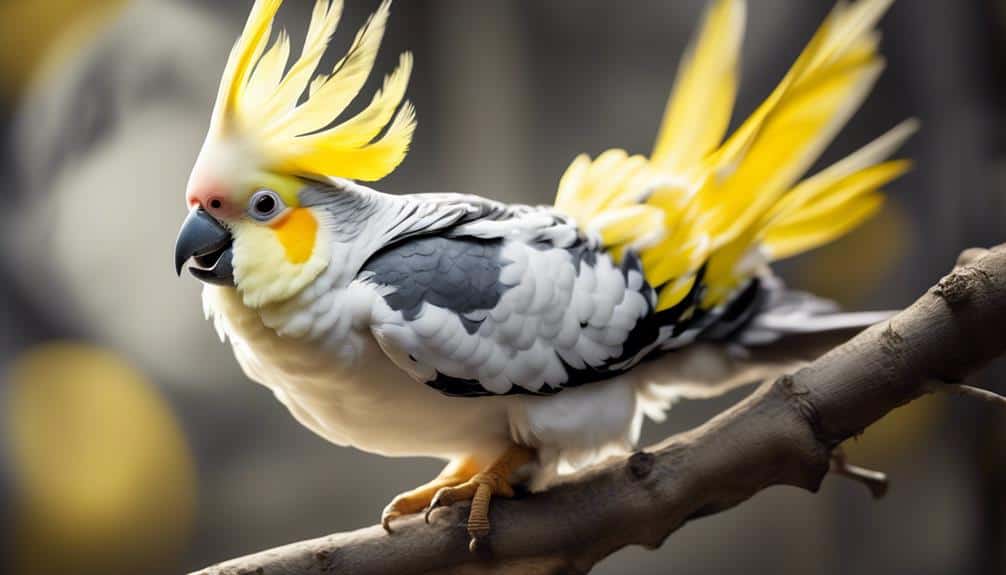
[177,134,334,308]
[185,135,265,218]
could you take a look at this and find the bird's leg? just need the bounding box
[382,457,481,532]
[425,444,536,551]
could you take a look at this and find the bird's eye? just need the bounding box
[248,189,285,221]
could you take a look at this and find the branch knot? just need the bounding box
[627,451,656,479]
[935,265,992,306]
[777,374,827,445]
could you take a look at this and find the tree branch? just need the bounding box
[192,244,1006,575]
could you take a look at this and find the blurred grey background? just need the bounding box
[0,0,1004,574]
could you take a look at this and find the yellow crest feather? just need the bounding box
[210,0,413,182]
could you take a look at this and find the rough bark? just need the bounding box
[192,245,1006,575]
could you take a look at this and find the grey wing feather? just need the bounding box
[359,200,658,397]
[362,235,509,334]
[734,275,894,346]
[649,275,895,403]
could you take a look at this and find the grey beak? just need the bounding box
[174,208,235,286]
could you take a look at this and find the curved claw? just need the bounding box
[424,490,446,524]
[381,509,401,533]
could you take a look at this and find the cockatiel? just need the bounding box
[175,0,914,548]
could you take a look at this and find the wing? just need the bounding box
[356,196,889,399]
[358,206,662,397]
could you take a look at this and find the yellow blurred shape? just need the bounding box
[0,0,127,96]
[5,342,196,575]
[842,393,945,466]
[793,198,911,304]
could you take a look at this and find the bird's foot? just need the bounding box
[382,457,481,532]
[424,445,535,551]
[424,470,513,551]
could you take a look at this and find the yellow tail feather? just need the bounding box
[553,0,913,313]
[651,0,745,176]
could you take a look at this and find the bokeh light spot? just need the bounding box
[5,342,196,575]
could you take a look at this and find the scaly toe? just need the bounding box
[467,514,491,539]
[419,446,534,551]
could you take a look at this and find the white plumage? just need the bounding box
[201,183,868,489]
[175,0,913,543]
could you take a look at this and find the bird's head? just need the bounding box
[175,0,414,308]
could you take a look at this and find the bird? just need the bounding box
[174,0,914,549]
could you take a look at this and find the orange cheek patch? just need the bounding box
[271,208,318,264]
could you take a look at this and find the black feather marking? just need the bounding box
[697,278,765,342]
[426,372,562,398]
